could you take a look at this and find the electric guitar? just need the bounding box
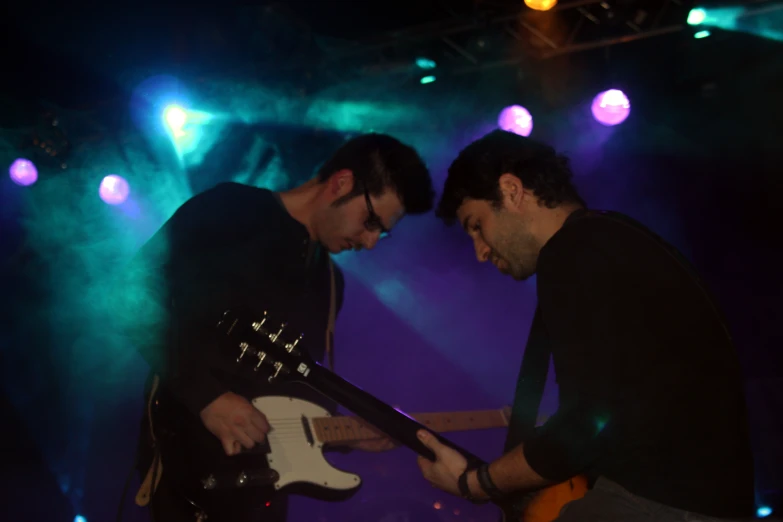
[151,387,512,508]
[204,308,587,522]
[249,397,511,492]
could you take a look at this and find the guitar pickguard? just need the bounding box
[253,396,361,493]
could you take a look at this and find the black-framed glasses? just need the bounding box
[363,186,391,239]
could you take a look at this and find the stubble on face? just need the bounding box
[488,210,541,281]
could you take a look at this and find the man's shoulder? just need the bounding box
[181,182,277,215]
[550,209,660,249]
[540,209,673,273]
[205,181,274,200]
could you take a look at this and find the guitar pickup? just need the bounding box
[301,415,314,446]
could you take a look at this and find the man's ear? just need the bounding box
[328,169,355,198]
[498,173,525,209]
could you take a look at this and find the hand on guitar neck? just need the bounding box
[200,391,270,456]
[416,430,470,497]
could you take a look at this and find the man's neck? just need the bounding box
[277,178,325,240]
[534,203,584,249]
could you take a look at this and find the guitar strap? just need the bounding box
[503,307,552,453]
[135,374,163,507]
[325,257,336,371]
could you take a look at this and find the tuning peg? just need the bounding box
[254,351,268,371]
[217,310,239,335]
[270,323,287,343]
[251,311,268,332]
[237,342,250,362]
[286,334,303,355]
[268,362,289,383]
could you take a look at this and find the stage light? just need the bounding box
[99,175,130,205]
[74,516,87,522]
[163,105,187,137]
[9,158,38,186]
[525,0,557,11]
[757,506,772,518]
[498,105,534,137]
[687,8,706,25]
[591,89,631,126]
[415,57,436,69]
[694,30,711,38]
[420,75,436,84]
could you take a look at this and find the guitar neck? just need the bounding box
[305,363,486,467]
[312,409,509,445]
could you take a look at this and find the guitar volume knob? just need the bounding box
[202,474,217,490]
[236,471,248,487]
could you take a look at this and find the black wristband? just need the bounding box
[477,463,505,501]
[458,469,489,504]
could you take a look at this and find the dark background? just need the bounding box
[1,1,781,521]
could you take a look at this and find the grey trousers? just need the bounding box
[556,477,762,522]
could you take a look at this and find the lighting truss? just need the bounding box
[305,0,696,83]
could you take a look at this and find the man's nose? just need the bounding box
[475,240,490,262]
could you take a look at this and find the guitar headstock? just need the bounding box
[216,309,315,384]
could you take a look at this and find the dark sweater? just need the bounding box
[520,209,755,517]
[119,182,344,416]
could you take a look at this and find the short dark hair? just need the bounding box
[436,130,586,225]
[318,133,434,214]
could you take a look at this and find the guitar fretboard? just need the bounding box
[312,409,510,445]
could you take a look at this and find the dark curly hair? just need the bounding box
[436,130,586,225]
[318,133,435,215]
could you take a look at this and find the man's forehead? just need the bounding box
[387,207,405,229]
[374,191,405,228]
[456,198,486,219]
[456,199,483,230]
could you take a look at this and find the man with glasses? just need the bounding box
[124,133,434,522]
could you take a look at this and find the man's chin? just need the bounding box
[330,241,353,254]
[508,267,535,281]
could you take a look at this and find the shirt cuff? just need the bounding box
[170,373,228,417]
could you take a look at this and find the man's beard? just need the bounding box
[493,215,539,281]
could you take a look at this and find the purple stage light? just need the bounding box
[99,175,130,205]
[9,158,38,186]
[591,89,631,126]
[498,105,533,137]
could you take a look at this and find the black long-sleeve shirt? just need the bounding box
[519,209,755,517]
[116,182,344,416]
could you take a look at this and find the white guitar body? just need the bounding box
[252,396,361,495]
